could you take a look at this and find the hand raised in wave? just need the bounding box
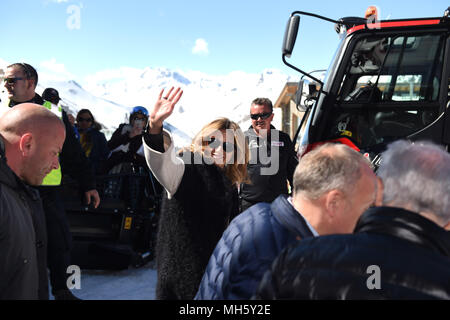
[148,87,183,134]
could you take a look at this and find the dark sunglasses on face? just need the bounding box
[3,63,33,85]
[250,112,272,120]
[77,117,92,123]
[3,77,25,85]
[206,137,235,153]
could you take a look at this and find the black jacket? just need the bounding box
[8,93,45,108]
[195,195,314,300]
[10,94,96,191]
[240,126,298,204]
[254,206,450,300]
[154,150,239,300]
[77,127,110,174]
[59,111,96,191]
[0,137,49,300]
[106,123,146,172]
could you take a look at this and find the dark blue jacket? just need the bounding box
[77,127,110,174]
[195,195,315,300]
[254,206,450,300]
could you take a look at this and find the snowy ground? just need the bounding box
[54,261,158,300]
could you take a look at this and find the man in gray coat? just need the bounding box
[0,103,65,299]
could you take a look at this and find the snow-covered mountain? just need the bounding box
[81,66,295,136]
[0,60,296,147]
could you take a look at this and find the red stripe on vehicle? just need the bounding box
[347,19,441,34]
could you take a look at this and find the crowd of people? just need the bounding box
[1,62,450,300]
[0,63,159,300]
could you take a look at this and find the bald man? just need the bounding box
[3,63,99,300]
[0,103,65,300]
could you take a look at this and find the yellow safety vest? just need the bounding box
[41,101,63,186]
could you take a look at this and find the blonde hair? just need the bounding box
[188,118,249,185]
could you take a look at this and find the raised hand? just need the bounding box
[148,87,183,134]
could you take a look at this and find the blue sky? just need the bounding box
[1,0,447,81]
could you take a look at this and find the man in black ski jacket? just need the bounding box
[240,98,298,212]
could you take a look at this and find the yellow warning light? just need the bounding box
[365,6,378,20]
[341,130,353,138]
[124,217,132,230]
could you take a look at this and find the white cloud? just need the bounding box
[39,58,76,82]
[42,0,68,6]
[192,38,209,56]
[0,58,10,70]
[40,58,68,74]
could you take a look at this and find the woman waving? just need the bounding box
[143,87,248,300]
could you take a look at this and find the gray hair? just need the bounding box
[293,143,372,200]
[377,140,450,222]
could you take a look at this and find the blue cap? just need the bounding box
[131,106,148,116]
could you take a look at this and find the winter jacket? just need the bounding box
[106,123,146,172]
[8,93,45,108]
[58,110,96,191]
[240,126,298,204]
[0,137,49,300]
[77,127,110,174]
[9,94,96,191]
[143,130,239,300]
[254,206,450,300]
[195,195,315,300]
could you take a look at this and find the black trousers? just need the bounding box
[38,186,72,293]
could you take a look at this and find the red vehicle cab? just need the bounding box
[283,7,450,167]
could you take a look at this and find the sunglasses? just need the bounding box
[3,77,25,85]
[206,137,235,153]
[77,117,92,123]
[250,112,272,120]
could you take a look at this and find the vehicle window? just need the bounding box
[338,34,444,103]
[354,75,425,101]
[324,33,445,150]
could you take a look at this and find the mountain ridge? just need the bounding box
[0,60,295,146]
